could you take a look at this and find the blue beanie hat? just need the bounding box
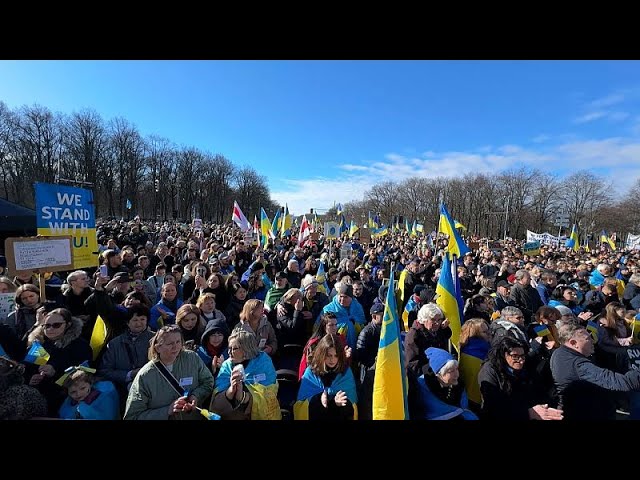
[425,347,454,375]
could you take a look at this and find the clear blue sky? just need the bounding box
[1,60,639,215]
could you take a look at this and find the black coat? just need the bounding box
[478,361,548,420]
[404,321,452,377]
[551,345,640,420]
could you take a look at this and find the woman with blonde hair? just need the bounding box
[237,299,277,356]
[458,318,491,411]
[210,329,279,420]
[124,325,214,420]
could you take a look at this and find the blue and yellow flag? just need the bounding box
[565,224,579,252]
[336,203,343,217]
[280,203,292,237]
[55,361,96,386]
[436,254,464,353]
[410,220,417,237]
[586,321,599,343]
[438,203,470,258]
[534,324,551,338]
[260,207,271,247]
[405,218,411,233]
[454,220,466,231]
[371,225,388,237]
[24,341,50,365]
[368,212,376,229]
[349,219,359,238]
[601,230,616,251]
[372,268,409,420]
[316,261,330,295]
[271,208,282,239]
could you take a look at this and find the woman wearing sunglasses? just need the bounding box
[478,336,563,421]
[25,307,93,417]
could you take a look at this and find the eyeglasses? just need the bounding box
[44,322,65,330]
[507,352,526,361]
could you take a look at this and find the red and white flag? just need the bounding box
[232,201,251,231]
[298,215,311,246]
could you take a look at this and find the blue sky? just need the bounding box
[1,60,639,215]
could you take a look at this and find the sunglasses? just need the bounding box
[44,322,65,329]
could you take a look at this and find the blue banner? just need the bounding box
[35,182,99,269]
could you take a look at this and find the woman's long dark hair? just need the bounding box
[485,336,529,395]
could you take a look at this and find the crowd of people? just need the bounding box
[1,217,640,421]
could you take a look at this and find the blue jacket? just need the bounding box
[149,299,184,330]
[59,380,120,420]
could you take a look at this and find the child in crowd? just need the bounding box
[59,369,120,420]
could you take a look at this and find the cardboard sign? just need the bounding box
[4,236,74,273]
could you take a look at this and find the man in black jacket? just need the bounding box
[551,321,640,420]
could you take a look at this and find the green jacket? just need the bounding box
[265,285,288,311]
[124,350,214,420]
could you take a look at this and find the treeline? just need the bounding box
[0,102,279,222]
[335,168,640,241]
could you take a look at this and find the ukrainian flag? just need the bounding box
[336,203,343,217]
[586,321,599,343]
[601,230,616,251]
[280,204,292,237]
[315,261,329,295]
[371,225,388,237]
[260,207,271,247]
[24,341,50,365]
[436,254,464,353]
[372,268,409,420]
[438,203,470,258]
[565,224,579,252]
[349,219,359,238]
[454,220,466,231]
[271,208,282,239]
[368,212,376,229]
[534,324,551,338]
[410,220,417,237]
[405,218,411,233]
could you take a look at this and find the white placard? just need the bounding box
[14,239,72,271]
[0,293,15,322]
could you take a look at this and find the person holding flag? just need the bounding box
[25,307,93,416]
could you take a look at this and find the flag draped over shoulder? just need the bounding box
[436,254,463,353]
[372,268,409,420]
[438,203,470,258]
[565,224,579,251]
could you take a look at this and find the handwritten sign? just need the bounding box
[14,238,72,271]
[0,293,15,323]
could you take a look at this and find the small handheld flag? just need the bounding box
[534,324,551,338]
[24,341,50,365]
[586,321,599,343]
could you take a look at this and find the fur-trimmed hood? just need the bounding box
[28,316,84,349]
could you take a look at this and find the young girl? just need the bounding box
[59,370,120,420]
[295,333,358,420]
[197,317,229,376]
